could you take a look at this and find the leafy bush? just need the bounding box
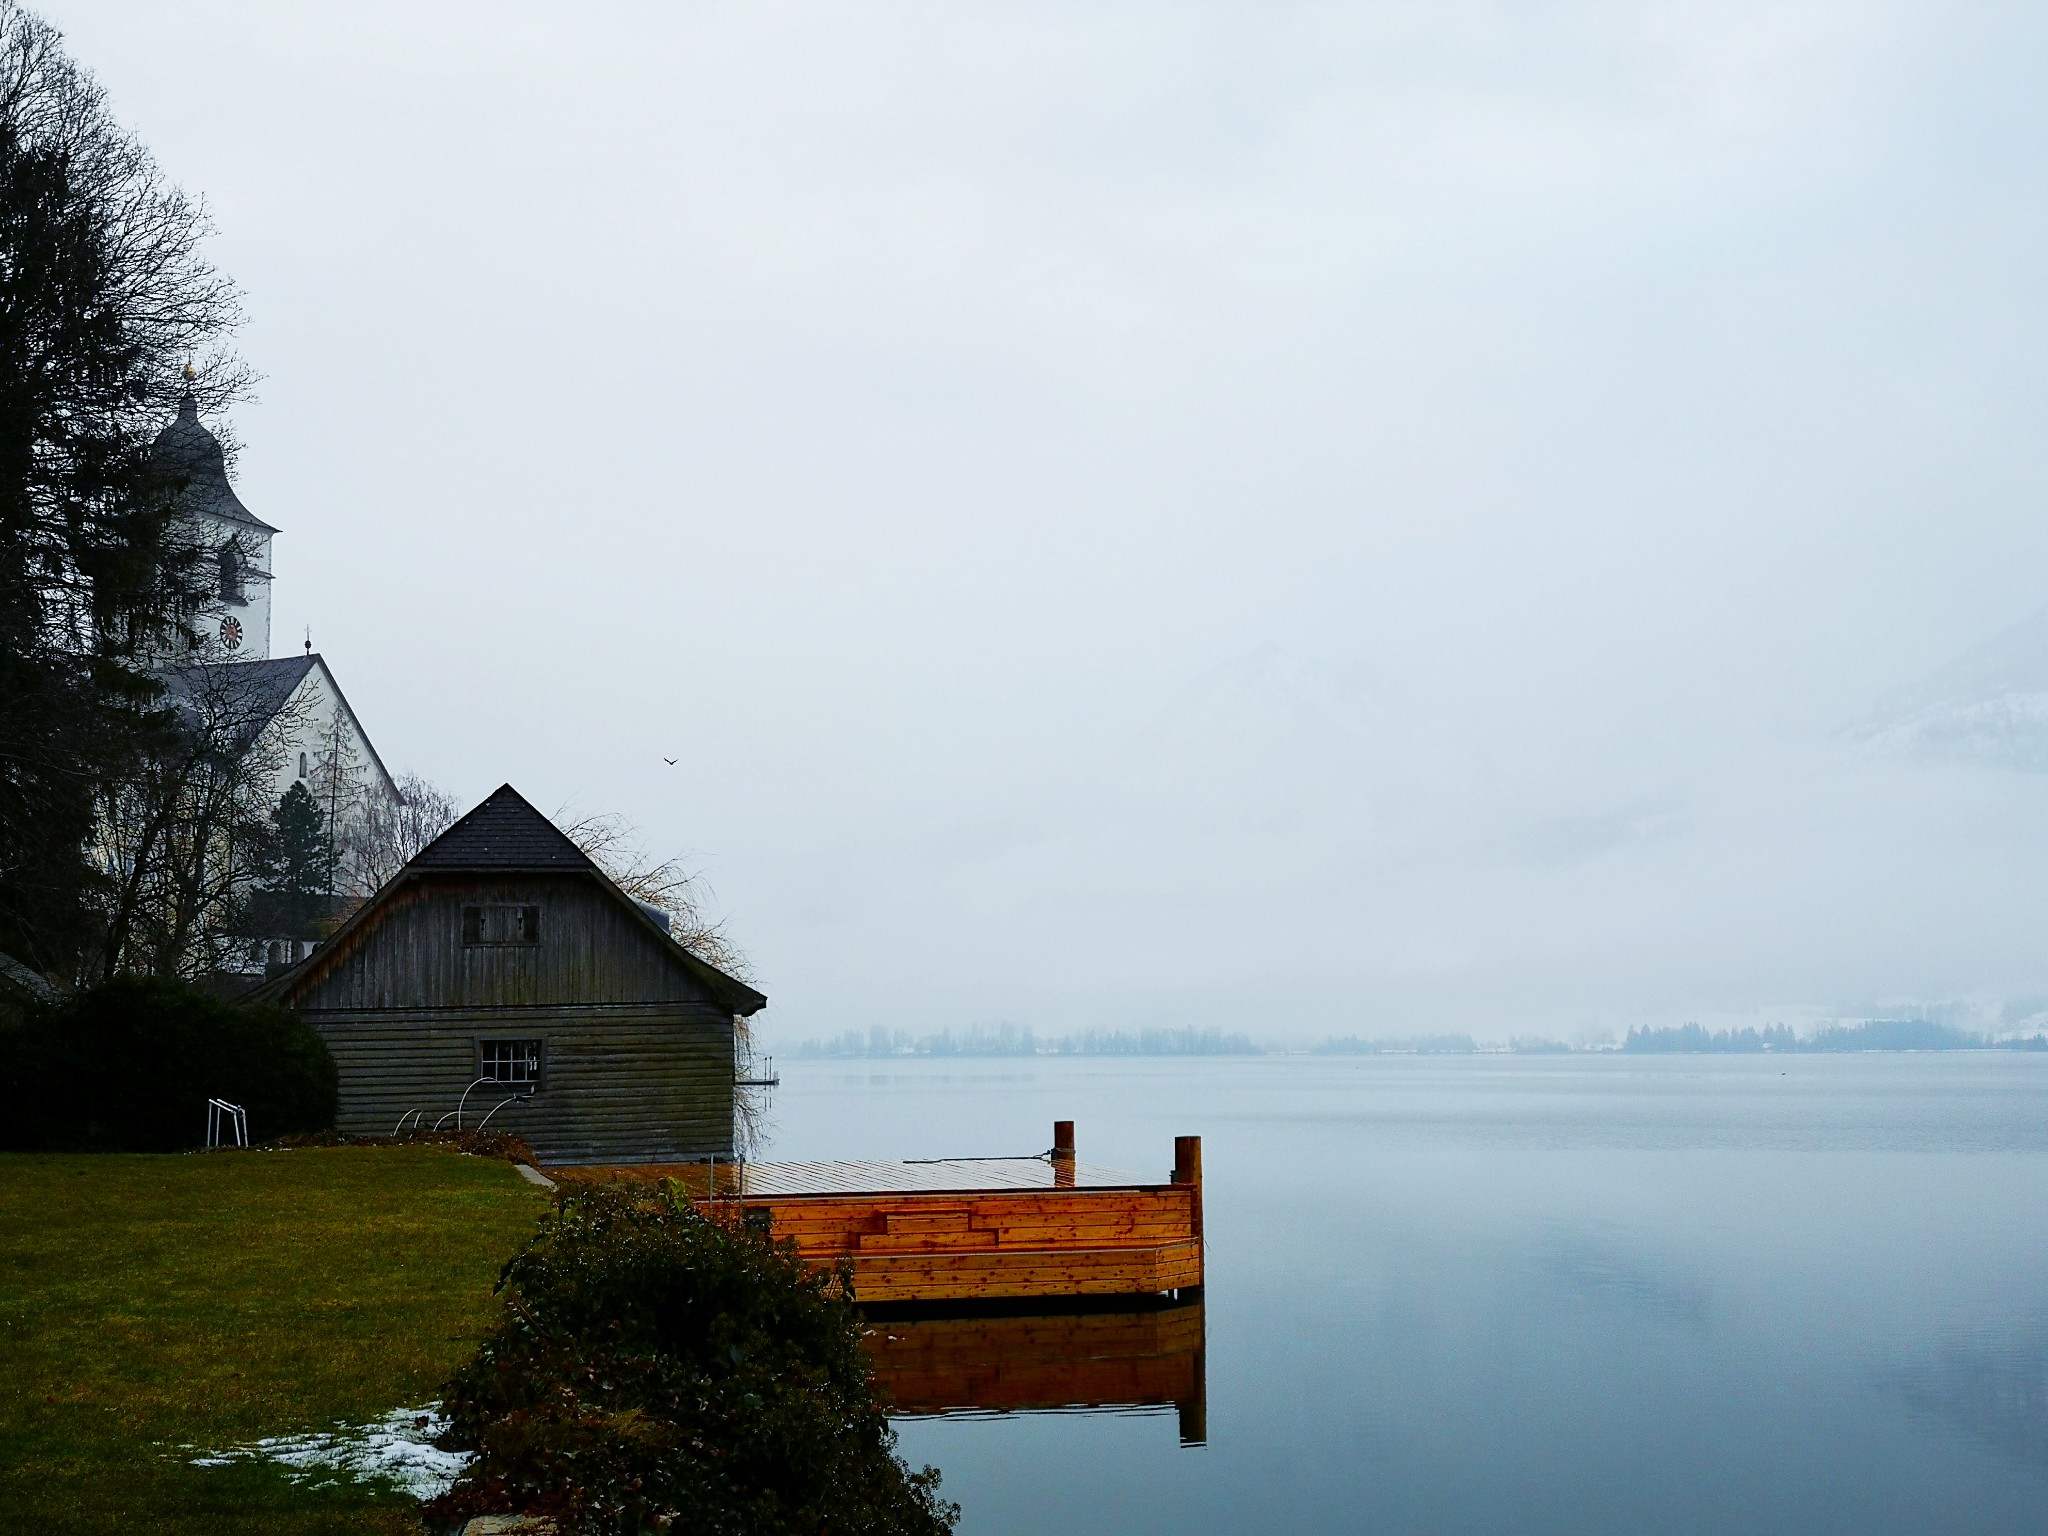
[0,975,337,1150]
[425,1184,957,1536]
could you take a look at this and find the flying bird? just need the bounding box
[664,757,677,766]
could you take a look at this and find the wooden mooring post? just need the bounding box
[1172,1134,1204,1288]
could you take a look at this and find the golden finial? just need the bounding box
[182,360,196,381]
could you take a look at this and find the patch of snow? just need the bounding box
[183,1402,468,1499]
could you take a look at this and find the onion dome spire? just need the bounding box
[150,367,276,533]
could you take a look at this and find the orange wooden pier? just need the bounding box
[580,1121,1204,1306]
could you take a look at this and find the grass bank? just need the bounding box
[0,1145,550,1535]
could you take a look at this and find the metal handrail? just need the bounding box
[472,1096,522,1134]
[206,1098,248,1149]
[431,1078,492,1132]
[454,1075,493,1132]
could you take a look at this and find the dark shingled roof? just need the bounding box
[408,784,596,871]
[256,783,769,1016]
[159,653,316,724]
[151,387,279,534]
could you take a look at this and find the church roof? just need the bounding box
[155,654,397,798]
[160,653,316,723]
[152,386,279,534]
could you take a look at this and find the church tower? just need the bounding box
[151,368,276,657]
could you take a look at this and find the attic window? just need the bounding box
[479,1039,543,1091]
[463,904,541,947]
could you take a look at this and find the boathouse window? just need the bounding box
[463,904,541,946]
[478,1038,543,1091]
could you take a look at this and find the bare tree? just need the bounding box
[91,662,305,979]
[348,771,459,898]
[552,805,769,1155]
[552,808,753,982]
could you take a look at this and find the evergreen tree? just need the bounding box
[253,783,332,938]
[0,2,248,982]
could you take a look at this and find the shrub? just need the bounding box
[425,1184,957,1536]
[0,974,337,1150]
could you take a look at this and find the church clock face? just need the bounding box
[219,615,243,651]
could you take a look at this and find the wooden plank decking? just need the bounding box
[564,1122,1205,1305]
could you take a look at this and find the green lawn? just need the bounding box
[0,1145,551,1535]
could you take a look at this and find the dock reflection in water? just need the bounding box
[863,1299,1207,1446]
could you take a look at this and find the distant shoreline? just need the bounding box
[788,1020,2048,1059]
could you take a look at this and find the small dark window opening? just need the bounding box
[217,543,244,604]
[479,1038,543,1091]
[297,751,308,778]
[462,904,541,946]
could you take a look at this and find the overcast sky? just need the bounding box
[44,2,2048,1041]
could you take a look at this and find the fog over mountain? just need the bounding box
[42,2,2048,1043]
[1853,608,2048,773]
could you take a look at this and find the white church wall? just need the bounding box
[234,662,400,975]
[191,511,273,659]
[272,663,396,824]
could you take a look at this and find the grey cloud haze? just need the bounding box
[45,1,2048,1041]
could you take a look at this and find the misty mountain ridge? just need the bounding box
[1851,605,2048,771]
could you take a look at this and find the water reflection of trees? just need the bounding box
[1890,1318,2048,1472]
[864,1299,1207,1446]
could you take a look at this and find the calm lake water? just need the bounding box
[758,1053,2048,1535]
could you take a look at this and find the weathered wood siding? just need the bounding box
[308,1004,734,1164]
[292,875,736,1165]
[290,878,715,1012]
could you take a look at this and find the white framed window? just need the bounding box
[479,1038,543,1091]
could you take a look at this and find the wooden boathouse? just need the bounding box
[256,785,766,1164]
[572,1121,1205,1306]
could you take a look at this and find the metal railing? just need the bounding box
[206,1098,248,1149]
[472,1096,524,1133]
[397,1080,532,1138]
[432,1078,494,1132]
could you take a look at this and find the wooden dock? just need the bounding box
[571,1121,1204,1306]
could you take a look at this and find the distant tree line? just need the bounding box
[794,1025,1262,1059]
[1621,1022,1800,1053]
[1618,1019,2034,1052]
